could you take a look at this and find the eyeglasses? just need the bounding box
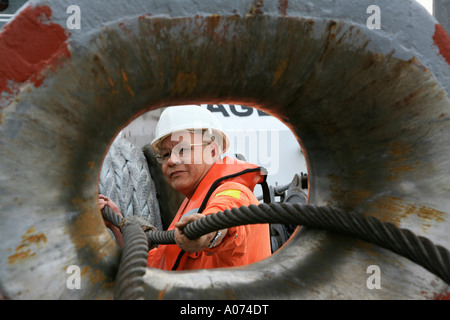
[155,142,210,164]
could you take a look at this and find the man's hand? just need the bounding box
[98,194,123,248]
[175,214,227,253]
[98,194,121,227]
[174,214,216,253]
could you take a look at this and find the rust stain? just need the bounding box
[171,72,198,96]
[356,240,388,260]
[121,68,129,82]
[407,56,429,73]
[272,60,288,86]
[192,15,235,45]
[350,189,374,203]
[64,264,113,290]
[107,77,115,88]
[80,265,108,284]
[385,142,420,181]
[366,196,405,225]
[413,206,446,232]
[70,198,109,256]
[327,20,338,40]
[158,289,166,300]
[328,171,446,231]
[306,18,315,29]
[121,68,135,98]
[434,290,450,300]
[249,0,264,15]
[328,174,374,210]
[205,14,221,32]
[65,198,119,292]
[101,280,115,291]
[367,196,446,232]
[278,0,289,15]
[8,227,47,264]
[69,197,120,267]
[92,54,119,95]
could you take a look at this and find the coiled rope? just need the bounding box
[102,203,450,299]
[99,137,162,229]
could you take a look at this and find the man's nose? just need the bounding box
[167,152,182,166]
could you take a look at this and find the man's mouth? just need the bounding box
[170,170,185,179]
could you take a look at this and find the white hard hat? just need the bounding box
[151,105,230,154]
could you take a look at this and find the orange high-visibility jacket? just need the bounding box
[147,157,271,270]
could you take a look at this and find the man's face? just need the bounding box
[160,132,217,198]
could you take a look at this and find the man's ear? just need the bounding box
[210,142,220,158]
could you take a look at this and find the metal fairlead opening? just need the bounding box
[1,0,450,300]
[100,105,308,252]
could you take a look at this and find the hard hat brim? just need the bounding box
[151,128,230,155]
[151,106,230,155]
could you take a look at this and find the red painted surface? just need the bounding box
[434,290,450,300]
[0,5,70,96]
[433,24,450,66]
[278,0,289,16]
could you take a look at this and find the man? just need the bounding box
[101,105,271,271]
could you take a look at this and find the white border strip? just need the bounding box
[0,14,14,22]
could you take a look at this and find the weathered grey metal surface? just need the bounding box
[435,0,450,34]
[0,0,450,299]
